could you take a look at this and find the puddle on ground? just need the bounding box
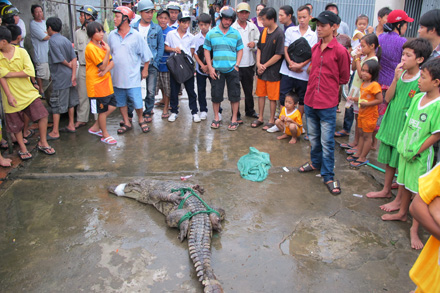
[280,217,388,269]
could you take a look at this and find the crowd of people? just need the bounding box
[0,1,440,290]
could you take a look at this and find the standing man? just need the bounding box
[108,6,153,134]
[74,5,100,129]
[30,4,50,98]
[297,11,350,195]
[166,2,181,29]
[204,6,243,131]
[131,0,164,123]
[277,5,317,132]
[325,3,349,35]
[232,2,260,119]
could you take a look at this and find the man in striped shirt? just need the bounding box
[204,6,243,131]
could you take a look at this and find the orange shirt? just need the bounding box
[358,81,382,119]
[85,42,113,98]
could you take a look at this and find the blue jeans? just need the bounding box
[305,105,337,182]
[143,65,158,116]
[196,72,209,113]
[170,74,198,115]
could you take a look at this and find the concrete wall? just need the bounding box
[372,0,404,27]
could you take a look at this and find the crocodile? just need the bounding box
[108,179,225,293]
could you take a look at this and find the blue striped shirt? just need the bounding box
[203,26,243,73]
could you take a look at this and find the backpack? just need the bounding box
[166,52,195,84]
[196,44,213,66]
[287,37,312,63]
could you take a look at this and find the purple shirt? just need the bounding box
[378,32,406,86]
[251,17,264,33]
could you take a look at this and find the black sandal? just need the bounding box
[298,162,317,172]
[117,124,133,134]
[325,180,341,195]
[139,121,150,133]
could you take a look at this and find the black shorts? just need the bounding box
[211,69,240,103]
[90,94,117,114]
[279,74,308,106]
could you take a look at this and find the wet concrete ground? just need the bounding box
[0,90,424,292]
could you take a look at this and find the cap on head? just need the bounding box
[325,2,338,13]
[177,10,191,21]
[236,2,250,13]
[113,6,134,20]
[157,8,170,17]
[312,10,339,25]
[166,1,181,12]
[77,5,98,20]
[138,0,154,12]
[387,9,414,23]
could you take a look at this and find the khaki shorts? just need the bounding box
[35,63,50,80]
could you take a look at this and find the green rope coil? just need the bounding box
[171,187,220,228]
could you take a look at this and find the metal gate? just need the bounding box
[404,0,423,38]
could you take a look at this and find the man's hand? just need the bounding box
[71,75,77,87]
[208,67,217,80]
[201,64,209,74]
[174,47,182,54]
[394,62,404,81]
[141,67,149,79]
[247,41,255,49]
[257,63,266,75]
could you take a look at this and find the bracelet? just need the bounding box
[354,58,360,62]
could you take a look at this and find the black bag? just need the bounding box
[166,52,195,84]
[287,37,312,63]
[196,44,213,66]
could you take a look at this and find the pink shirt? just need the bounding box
[304,37,350,109]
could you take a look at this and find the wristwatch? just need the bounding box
[234,64,239,69]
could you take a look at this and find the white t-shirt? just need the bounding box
[279,26,317,81]
[138,23,150,41]
[165,29,195,56]
[18,18,26,47]
[234,23,253,67]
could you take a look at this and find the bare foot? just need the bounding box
[410,226,424,250]
[289,137,297,144]
[277,134,288,140]
[380,199,401,212]
[0,157,12,167]
[366,190,392,198]
[381,212,407,221]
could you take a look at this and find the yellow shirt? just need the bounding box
[280,106,303,137]
[409,162,440,293]
[0,47,40,113]
[85,42,114,98]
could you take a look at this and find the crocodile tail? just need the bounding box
[203,278,223,293]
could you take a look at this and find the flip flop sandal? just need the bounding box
[117,124,133,134]
[325,180,341,195]
[154,101,165,107]
[345,148,358,155]
[211,120,220,129]
[59,127,76,133]
[339,143,353,149]
[334,131,349,137]
[18,150,33,160]
[88,129,103,137]
[298,162,318,172]
[161,112,170,119]
[101,136,117,145]
[139,121,150,133]
[119,118,133,127]
[262,123,274,130]
[143,114,153,123]
[228,122,239,131]
[350,160,369,167]
[251,120,264,128]
[346,155,359,162]
[37,144,56,155]
[75,122,87,129]
[24,129,35,139]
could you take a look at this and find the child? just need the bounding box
[155,8,173,118]
[347,59,383,167]
[84,22,117,145]
[367,7,392,36]
[340,34,381,152]
[193,13,211,121]
[382,58,440,250]
[164,11,198,123]
[0,26,55,159]
[251,7,284,130]
[409,162,440,292]
[366,38,432,201]
[351,14,368,49]
[274,91,302,144]
[46,17,79,139]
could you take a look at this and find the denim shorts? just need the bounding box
[114,87,143,109]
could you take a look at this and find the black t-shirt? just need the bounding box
[257,26,285,81]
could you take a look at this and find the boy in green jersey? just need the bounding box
[382,58,440,250]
